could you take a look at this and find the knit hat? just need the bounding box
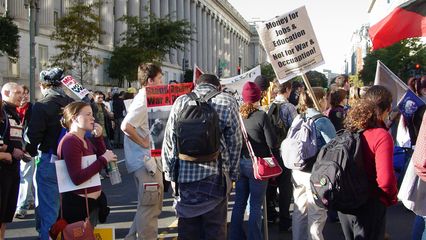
[39,67,64,86]
[254,75,270,91]
[242,81,261,103]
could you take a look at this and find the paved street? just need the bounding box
[5,148,416,239]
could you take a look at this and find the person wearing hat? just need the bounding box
[25,67,74,240]
[229,81,280,240]
[254,75,271,109]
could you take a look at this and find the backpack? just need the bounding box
[268,103,289,144]
[176,90,221,162]
[310,130,370,212]
[281,113,324,170]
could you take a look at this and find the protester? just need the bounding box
[57,101,117,225]
[0,83,26,239]
[340,85,398,239]
[289,81,303,107]
[266,80,297,231]
[334,74,350,92]
[254,75,271,110]
[15,85,34,219]
[112,92,126,148]
[230,81,279,240]
[121,63,164,240]
[162,74,242,239]
[91,91,114,150]
[291,90,336,240]
[328,89,348,132]
[25,68,74,240]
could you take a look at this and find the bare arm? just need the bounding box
[121,121,150,148]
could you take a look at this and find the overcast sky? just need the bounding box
[228,0,372,73]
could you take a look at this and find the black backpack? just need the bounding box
[268,102,289,144]
[310,130,370,213]
[176,90,221,162]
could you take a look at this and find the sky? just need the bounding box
[228,0,373,73]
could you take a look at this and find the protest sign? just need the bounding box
[220,65,261,102]
[147,83,193,156]
[256,6,324,84]
[61,75,89,99]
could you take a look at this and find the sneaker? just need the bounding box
[100,175,104,180]
[14,211,26,219]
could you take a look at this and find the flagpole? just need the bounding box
[302,74,322,111]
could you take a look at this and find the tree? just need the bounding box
[0,14,20,62]
[50,1,103,86]
[360,38,426,85]
[108,15,192,83]
[305,70,328,88]
[260,63,276,82]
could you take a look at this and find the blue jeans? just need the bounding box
[423,216,426,240]
[413,215,425,240]
[34,153,60,240]
[16,160,35,213]
[230,158,268,240]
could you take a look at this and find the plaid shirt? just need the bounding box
[162,83,242,183]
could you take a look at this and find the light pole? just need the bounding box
[24,0,39,104]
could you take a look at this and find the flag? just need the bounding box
[398,89,426,119]
[374,60,409,108]
[369,0,426,50]
[193,64,204,84]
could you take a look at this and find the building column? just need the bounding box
[39,0,54,28]
[140,0,150,19]
[114,0,127,45]
[212,16,217,74]
[225,25,230,76]
[160,0,170,63]
[206,11,212,72]
[169,0,177,65]
[196,3,202,68]
[176,0,185,67]
[100,0,114,47]
[202,7,207,70]
[151,0,160,17]
[190,0,197,67]
[184,0,191,67]
[9,0,26,21]
[128,0,139,18]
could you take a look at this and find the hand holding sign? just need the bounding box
[61,75,89,99]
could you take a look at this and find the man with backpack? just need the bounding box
[267,80,297,231]
[25,68,74,240]
[162,74,242,239]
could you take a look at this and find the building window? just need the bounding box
[103,58,112,85]
[38,45,49,70]
[8,60,20,77]
[164,71,169,84]
[54,11,59,26]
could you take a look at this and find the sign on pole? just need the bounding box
[61,75,90,99]
[256,6,324,84]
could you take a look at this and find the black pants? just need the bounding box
[338,198,386,240]
[62,192,99,225]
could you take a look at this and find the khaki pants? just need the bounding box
[125,163,164,240]
[292,170,327,240]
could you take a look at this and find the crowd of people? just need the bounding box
[0,63,425,240]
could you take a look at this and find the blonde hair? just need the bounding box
[240,103,258,119]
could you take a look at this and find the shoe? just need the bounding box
[15,211,26,219]
[100,175,105,180]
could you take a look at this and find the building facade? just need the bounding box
[345,24,370,75]
[0,0,266,95]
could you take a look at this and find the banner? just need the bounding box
[61,75,89,99]
[147,83,194,156]
[220,65,261,102]
[256,6,324,83]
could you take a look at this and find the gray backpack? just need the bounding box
[281,113,324,170]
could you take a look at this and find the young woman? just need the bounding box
[57,102,117,225]
[339,85,398,239]
[230,82,279,240]
[328,89,348,132]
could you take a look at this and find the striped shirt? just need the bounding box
[162,83,242,183]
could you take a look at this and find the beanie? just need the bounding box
[254,75,270,91]
[242,81,261,103]
[39,67,64,86]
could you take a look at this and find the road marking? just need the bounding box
[158,219,179,239]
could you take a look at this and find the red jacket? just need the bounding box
[361,128,398,206]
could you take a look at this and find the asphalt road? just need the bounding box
[5,148,416,239]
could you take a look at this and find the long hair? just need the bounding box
[345,85,392,131]
[61,102,90,130]
[240,103,258,119]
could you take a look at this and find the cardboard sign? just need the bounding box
[256,6,324,83]
[220,65,261,102]
[61,75,90,99]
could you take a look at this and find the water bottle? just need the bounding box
[108,161,122,185]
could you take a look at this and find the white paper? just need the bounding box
[61,75,89,99]
[55,154,101,193]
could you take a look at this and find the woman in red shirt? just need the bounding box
[58,102,117,225]
[340,85,398,240]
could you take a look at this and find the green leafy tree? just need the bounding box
[260,63,276,82]
[108,14,192,83]
[50,1,103,86]
[305,70,328,88]
[360,38,426,85]
[0,14,20,62]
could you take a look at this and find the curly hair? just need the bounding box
[344,100,378,131]
[240,103,258,119]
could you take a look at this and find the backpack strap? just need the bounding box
[201,90,220,102]
[310,114,325,122]
[187,92,199,101]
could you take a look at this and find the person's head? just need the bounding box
[240,81,261,118]
[93,91,105,104]
[330,89,348,108]
[61,102,94,131]
[254,75,270,99]
[335,75,350,91]
[39,67,64,90]
[418,76,426,98]
[1,82,24,107]
[196,74,221,88]
[138,63,163,87]
[21,85,30,106]
[276,80,292,98]
[345,85,392,131]
[298,87,326,113]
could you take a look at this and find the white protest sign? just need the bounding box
[256,6,324,83]
[55,155,101,193]
[61,75,90,99]
[220,65,261,102]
